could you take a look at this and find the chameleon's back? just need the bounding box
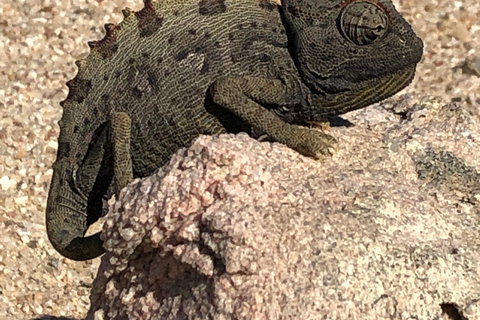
[61,0,292,178]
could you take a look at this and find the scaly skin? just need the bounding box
[46,0,423,260]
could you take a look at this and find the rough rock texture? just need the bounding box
[1,0,480,319]
[86,95,480,320]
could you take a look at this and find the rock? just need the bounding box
[86,95,480,320]
[461,56,480,77]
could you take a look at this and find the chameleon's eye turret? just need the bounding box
[338,1,389,45]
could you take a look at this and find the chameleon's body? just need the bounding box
[46,0,423,260]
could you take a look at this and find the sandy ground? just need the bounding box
[0,0,478,319]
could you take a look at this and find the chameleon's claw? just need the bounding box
[290,126,338,159]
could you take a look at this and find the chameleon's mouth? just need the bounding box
[348,65,416,109]
[320,65,416,116]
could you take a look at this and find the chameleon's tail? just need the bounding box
[46,165,106,260]
[46,112,132,261]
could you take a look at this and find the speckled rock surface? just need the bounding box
[86,96,480,320]
[1,0,479,319]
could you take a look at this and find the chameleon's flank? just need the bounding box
[46,0,423,260]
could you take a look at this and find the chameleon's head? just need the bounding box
[282,0,423,114]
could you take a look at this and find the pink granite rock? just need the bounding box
[87,95,480,320]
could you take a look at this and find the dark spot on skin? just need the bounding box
[271,39,288,48]
[103,75,109,81]
[132,87,143,98]
[87,24,119,59]
[251,22,258,28]
[165,70,170,77]
[204,32,211,39]
[167,117,176,127]
[199,0,226,16]
[75,152,82,159]
[247,64,256,73]
[228,33,235,41]
[157,57,163,64]
[147,72,159,91]
[147,119,153,127]
[142,52,151,58]
[93,107,98,116]
[65,78,92,103]
[83,117,91,126]
[58,142,71,156]
[259,54,270,62]
[135,0,164,37]
[128,58,135,64]
[168,37,174,44]
[188,29,197,35]
[173,10,179,16]
[200,60,209,74]
[147,73,158,85]
[101,94,109,102]
[242,37,258,50]
[259,0,277,11]
[114,70,122,78]
[287,4,298,16]
[56,195,63,203]
[73,125,80,134]
[175,50,188,61]
[214,41,220,47]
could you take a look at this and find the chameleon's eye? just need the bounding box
[338,1,389,46]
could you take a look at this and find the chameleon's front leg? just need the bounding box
[110,112,134,195]
[209,77,337,159]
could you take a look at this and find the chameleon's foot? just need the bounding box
[306,120,331,132]
[290,126,338,159]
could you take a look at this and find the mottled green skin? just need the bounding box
[46,0,423,260]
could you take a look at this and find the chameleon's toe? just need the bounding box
[292,127,338,159]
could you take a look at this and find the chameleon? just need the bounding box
[46,0,423,260]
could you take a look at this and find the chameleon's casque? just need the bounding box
[46,0,423,260]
